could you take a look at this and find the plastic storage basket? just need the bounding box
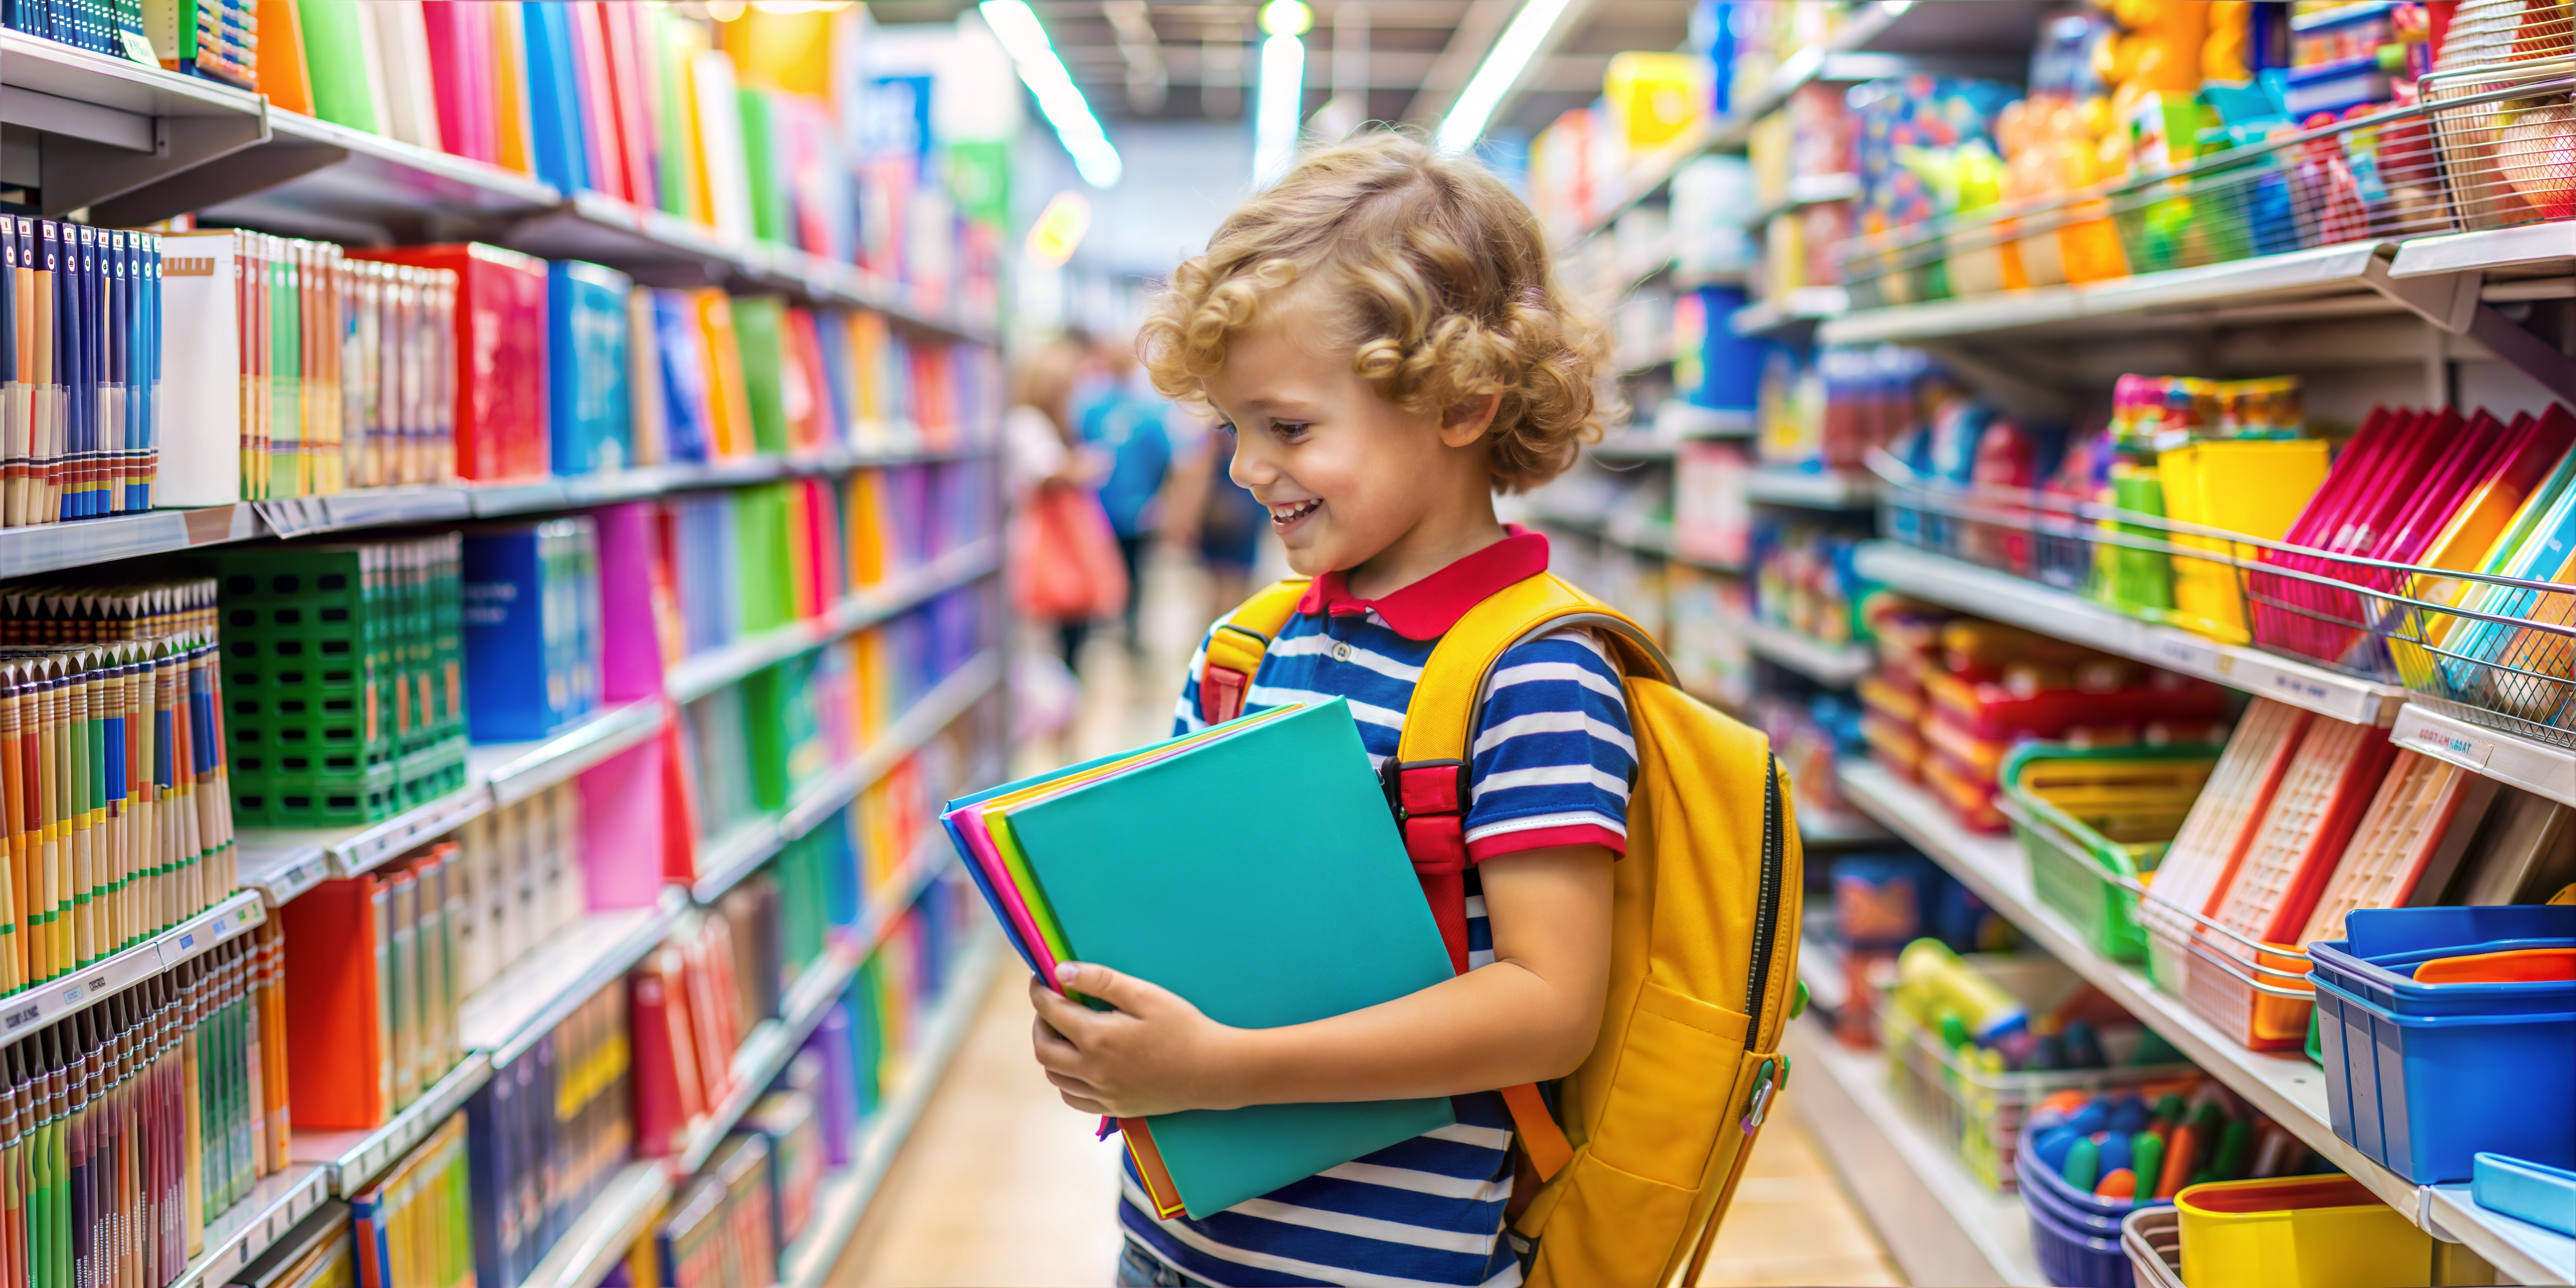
[2173,1175,2434,1288]
[2310,974,2576,1184]
[1882,998,2199,1192]
[1999,744,2222,964]
[2120,1206,2186,1288]
[2017,1128,2174,1288]
[2141,901,2315,1051]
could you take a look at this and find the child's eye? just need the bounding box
[1271,421,1311,442]
[1216,422,1238,438]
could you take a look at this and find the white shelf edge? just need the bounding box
[458,897,686,1067]
[168,1163,336,1288]
[665,539,1000,705]
[1783,1017,2046,1287]
[780,932,1004,1288]
[2389,703,2576,809]
[1740,619,1875,686]
[1819,241,2392,346]
[689,650,1002,906]
[470,697,669,809]
[1835,758,2572,1286]
[0,890,266,1045]
[1743,467,1876,509]
[293,1052,497,1196]
[1853,542,2407,727]
[508,1160,675,1288]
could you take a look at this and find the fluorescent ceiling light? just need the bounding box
[1435,0,1574,154]
[1253,31,1305,186]
[979,0,1125,188]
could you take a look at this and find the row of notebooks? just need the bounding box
[206,535,469,829]
[0,630,236,995]
[0,927,290,1288]
[2142,696,2576,966]
[672,593,992,857]
[941,701,1458,1220]
[136,233,995,504]
[459,518,603,745]
[463,981,628,1288]
[156,231,463,506]
[351,1112,474,1288]
[0,219,165,527]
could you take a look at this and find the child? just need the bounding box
[1028,135,1631,1288]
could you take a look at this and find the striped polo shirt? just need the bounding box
[1123,529,1633,1288]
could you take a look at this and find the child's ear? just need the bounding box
[1438,394,1502,448]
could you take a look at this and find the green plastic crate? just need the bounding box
[2000,743,2224,963]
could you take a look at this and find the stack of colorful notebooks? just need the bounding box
[941,700,1457,1219]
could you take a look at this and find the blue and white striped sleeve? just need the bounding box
[1171,626,1216,737]
[1462,628,1634,861]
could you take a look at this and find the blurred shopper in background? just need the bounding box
[1160,414,1270,630]
[1073,331,1174,654]
[1004,341,1127,679]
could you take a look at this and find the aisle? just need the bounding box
[826,552,1906,1286]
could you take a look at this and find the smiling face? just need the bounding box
[1201,296,1507,596]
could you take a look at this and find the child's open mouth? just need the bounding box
[1268,499,1321,529]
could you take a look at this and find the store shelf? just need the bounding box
[169,1164,336,1288]
[1853,542,2408,727]
[470,697,670,809]
[167,106,561,242]
[1744,466,1876,509]
[1651,401,1758,439]
[0,890,267,1043]
[1751,172,1860,225]
[666,538,1001,704]
[780,931,1003,1288]
[2389,703,2576,809]
[510,1160,673,1288]
[0,503,258,580]
[1742,620,1875,686]
[1803,810,1898,846]
[2389,222,2576,280]
[293,1053,498,1196]
[691,649,1003,905]
[2427,1185,2576,1287]
[1783,1016,2045,1286]
[1836,759,2573,1285]
[677,837,957,1176]
[1820,241,2397,346]
[459,895,688,1067]
[0,30,272,219]
[1732,286,1849,336]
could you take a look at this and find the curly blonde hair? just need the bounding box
[1137,134,1608,493]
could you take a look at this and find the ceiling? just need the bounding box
[869,0,1693,139]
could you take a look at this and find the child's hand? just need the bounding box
[1029,961,1243,1118]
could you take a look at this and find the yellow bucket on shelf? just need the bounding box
[2174,1176,2431,1288]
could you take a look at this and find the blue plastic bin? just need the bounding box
[2027,1179,2143,1288]
[2473,1153,2576,1237]
[2017,1123,2172,1287]
[2311,974,2576,1184]
[2308,938,2576,1016]
[2342,906,2576,960]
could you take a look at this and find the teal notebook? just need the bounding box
[1005,700,1457,1217]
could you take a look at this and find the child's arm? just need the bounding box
[1029,842,1612,1118]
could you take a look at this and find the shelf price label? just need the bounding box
[2407,720,2493,768]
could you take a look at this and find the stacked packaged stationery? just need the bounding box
[0,928,290,1288]
[628,914,746,1159]
[157,230,461,504]
[347,246,548,485]
[278,843,465,1133]
[0,628,235,990]
[1,218,165,524]
[209,535,468,828]
[653,1133,777,1288]
[450,785,587,998]
[460,518,603,745]
[942,700,1455,1218]
[462,982,631,1288]
[142,0,257,89]
[350,1111,474,1288]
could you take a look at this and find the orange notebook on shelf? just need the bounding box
[278,876,390,1131]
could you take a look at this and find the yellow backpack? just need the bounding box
[1200,572,1806,1287]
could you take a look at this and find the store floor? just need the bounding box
[826,553,1905,1287]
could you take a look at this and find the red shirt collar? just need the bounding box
[1293,526,1550,640]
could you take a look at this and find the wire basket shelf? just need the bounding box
[1867,450,2576,752]
[2423,60,2576,231]
[1836,94,2467,310]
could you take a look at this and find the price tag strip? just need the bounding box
[2393,704,2576,809]
[0,890,268,1043]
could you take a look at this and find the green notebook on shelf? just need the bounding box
[1002,700,1457,1217]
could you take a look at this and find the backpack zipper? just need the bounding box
[1743,752,1784,1031]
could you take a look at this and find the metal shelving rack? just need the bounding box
[0,24,1019,1288]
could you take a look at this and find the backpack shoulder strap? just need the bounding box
[1391,572,1672,1184]
[1195,577,1310,725]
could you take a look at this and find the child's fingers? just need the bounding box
[1032,1014,1080,1059]
[1030,984,1099,1038]
[1058,1089,1111,1115]
[1056,960,1147,1011]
